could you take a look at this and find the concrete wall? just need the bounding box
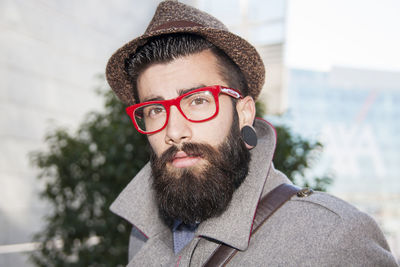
[0,1,159,265]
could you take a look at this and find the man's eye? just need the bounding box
[147,107,164,117]
[190,97,209,106]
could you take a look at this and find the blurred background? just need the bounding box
[1,0,399,265]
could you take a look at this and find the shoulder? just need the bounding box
[289,191,366,222]
[260,190,368,243]
[258,190,398,265]
[285,191,385,246]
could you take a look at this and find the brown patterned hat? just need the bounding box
[106,0,265,105]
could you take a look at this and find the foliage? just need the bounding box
[30,81,331,266]
[273,125,332,191]
[30,82,149,266]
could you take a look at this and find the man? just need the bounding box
[106,1,398,266]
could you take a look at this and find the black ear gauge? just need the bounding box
[241,125,257,149]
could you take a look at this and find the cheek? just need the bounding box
[193,121,229,146]
[196,101,234,145]
[147,135,166,157]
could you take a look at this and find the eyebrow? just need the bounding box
[140,84,207,103]
[177,85,206,96]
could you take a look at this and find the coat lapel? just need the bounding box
[126,228,174,266]
[110,163,168,239]
[195,119,280,251]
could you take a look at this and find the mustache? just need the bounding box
[151,142,222,166]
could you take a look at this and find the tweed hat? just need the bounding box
[106,0,265,105]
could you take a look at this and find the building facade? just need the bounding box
[267,67,400,259]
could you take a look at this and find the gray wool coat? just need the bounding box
[110,119,398,266]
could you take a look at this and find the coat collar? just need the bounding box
[110,118,288,251]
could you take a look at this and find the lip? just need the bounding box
[171,151,201,168]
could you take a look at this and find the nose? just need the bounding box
[164,105,192,145]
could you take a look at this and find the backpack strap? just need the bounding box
[202,183,305,267]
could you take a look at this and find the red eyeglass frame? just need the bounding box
[125,85,243,134]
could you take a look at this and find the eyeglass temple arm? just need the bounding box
[221,88,243,99]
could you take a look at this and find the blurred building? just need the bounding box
[267,67,400,259]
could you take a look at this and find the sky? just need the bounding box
[286,0,400,72]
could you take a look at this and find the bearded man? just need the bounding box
[106,1,398,266]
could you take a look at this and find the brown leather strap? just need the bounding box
[202,183,300,267]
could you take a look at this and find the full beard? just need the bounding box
[150,118,251,226]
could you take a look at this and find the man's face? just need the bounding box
[137,50,253,224]
[137,50,235,161]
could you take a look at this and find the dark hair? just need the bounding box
[125,33,248,103]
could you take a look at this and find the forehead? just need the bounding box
[137,50,228,102]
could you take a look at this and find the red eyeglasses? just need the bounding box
[126,85,243,134]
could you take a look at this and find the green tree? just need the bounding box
[30,83,149,267]
[30,82,332,266]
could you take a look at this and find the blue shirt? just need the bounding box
[172,220,199,254]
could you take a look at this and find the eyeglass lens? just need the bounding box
[133,90,217,133]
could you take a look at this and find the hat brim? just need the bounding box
[106,26,265,105]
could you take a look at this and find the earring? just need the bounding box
[241,125,257,149]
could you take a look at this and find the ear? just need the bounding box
[236,96,256,128]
